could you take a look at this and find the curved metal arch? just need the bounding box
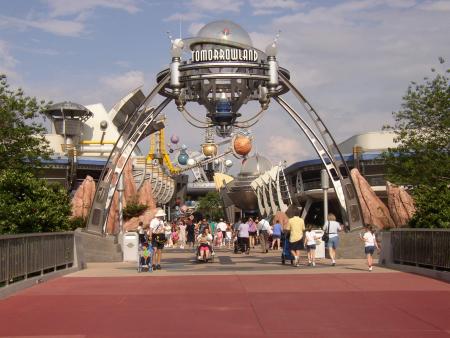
[275,95,363,227]
[86,74,172,234]
[277,73,363,228]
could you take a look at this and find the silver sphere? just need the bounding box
[197,20,253,47]
[100,120,108,131]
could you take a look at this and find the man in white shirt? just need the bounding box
[150,208,166,270]
[216,218,227,246]
[258,218,271,253]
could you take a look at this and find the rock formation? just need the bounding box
[351,168,396,229]
[386,181,416,227]
[71,175,96,219]
[273,211,289,230]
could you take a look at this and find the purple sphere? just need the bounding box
[170,135,179,144]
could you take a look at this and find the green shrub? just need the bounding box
[0,170,72,234]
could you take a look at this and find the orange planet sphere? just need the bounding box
[233,135,252,156]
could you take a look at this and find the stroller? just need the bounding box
[137,234,153,272]
[281,232,295,265]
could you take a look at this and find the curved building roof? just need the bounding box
[197,20,253,47]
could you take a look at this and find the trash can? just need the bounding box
[123,232,139,262]
[313,229,325,259]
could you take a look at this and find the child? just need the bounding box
[140,243,152,271]
[360,225,379,271]
[214,229,223,247]
[304,225,320,266]
[225,224,233,249]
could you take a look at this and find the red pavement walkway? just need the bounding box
[0,272,449,337]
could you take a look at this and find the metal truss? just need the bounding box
[86,75,171,234]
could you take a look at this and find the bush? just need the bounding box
[123,197,147,219]
[68,216,87,230]
[0,170,72,234]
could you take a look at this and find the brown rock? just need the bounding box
[351,169,396,229]
[123,159,137,206]
[106,190,119,234]
[273,211,289,230]
[71,175,96,219]
[123,209,157,232]
[138,179,156,210]
[386,181,416,227]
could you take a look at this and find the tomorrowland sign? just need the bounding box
[191,48,258,63]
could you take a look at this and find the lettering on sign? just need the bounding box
[191,48,258,62]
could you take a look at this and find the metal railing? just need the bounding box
[391,229,450,270]
[0,232,74,286]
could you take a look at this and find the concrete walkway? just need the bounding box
[69,247,395,277]
[1,248,449,337]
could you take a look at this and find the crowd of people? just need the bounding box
[137,208,380,272]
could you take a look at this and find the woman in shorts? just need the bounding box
[360,224,379,271]
[271,221,282,250]
[247,217,257,249]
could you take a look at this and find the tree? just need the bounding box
[0,170,72,234]
[383,58,449,228]
[196,191,225,221]
[0,74,52,173]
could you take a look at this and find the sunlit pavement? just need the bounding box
[1,248,449,337]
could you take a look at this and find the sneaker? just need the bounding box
[312,262,316,267]
[369,266,372,272]
[152,264,156,270]
[332,262,336,266]
[156,264,161,270]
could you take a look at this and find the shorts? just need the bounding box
[365,246,375,255]
[306,244,316,252]
[152,234,165,250]
[199,245,210,253]
[327,236,339,249]
[272,234,281,239]
[290,240,303,251]
[249,231,257,237]
[222,231,226,238]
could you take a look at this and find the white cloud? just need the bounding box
[0,40,18,78]
[418,0,450,11]
[188,22,205,36]
[0,15,85,37]
[99,70,145,94]
[249,0,303,15]
[264,135,310,165]
[164,12,204,22]
[41,0,140,17]
[190,0,244,12]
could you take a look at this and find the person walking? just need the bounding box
[178,220,186,249]
[271,221,282,250]
[323,213,342,266]
[304,225,320,266]
[150,208,166,270]
[360,224,380,271]
[216,218,227,247]
[248,218,257,249]
[238,219,250,254]
[258,217,271,253]
[186,219,195,249]
[286,207,305,267]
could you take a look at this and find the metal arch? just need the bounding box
[277,73,363,228]
[86,74,171,234]
[274,96,363,228]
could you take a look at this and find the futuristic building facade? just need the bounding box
[86,20,365,234]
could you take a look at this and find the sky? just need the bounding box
[1,0,449,165]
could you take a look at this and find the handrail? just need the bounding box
[0,232,74,287]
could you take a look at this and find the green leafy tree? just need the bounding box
[0,74,52,173]
[196,191,224,221]
[383,58,450,228]
[0,170,72,234]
